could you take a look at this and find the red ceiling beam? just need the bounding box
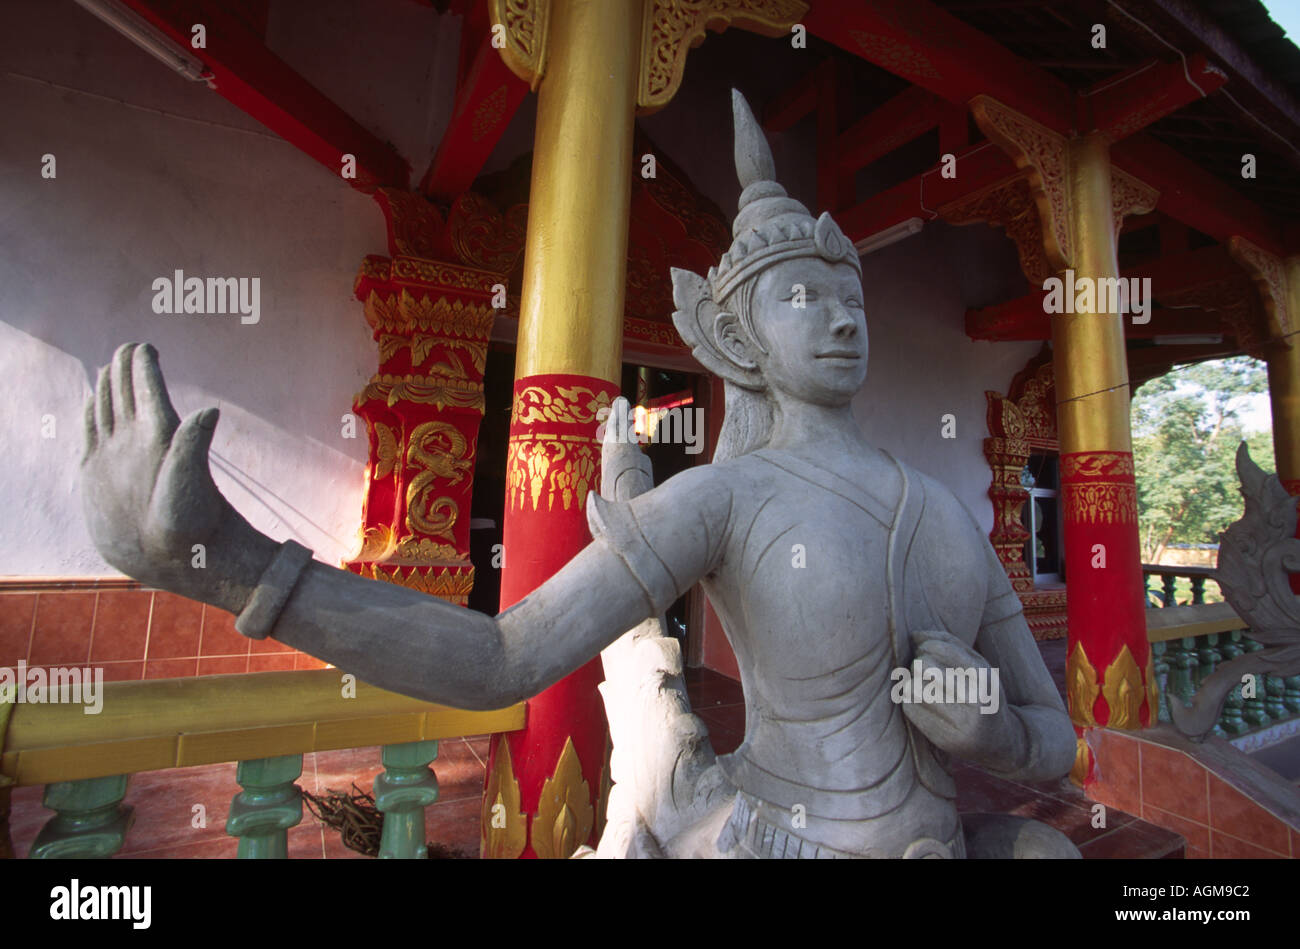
[965,245,1249,341]
[1084,55,1227,141]
[118,0,409,193]
[1112,134,1285,255]
[836,86,947,173]
[418,6,529,200]
[803,0,1073,134]
[761,64,820,134]
[835,142,1018,243]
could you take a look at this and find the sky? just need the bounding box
[1262,0,1300,45]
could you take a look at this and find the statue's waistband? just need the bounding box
[717,790,965,859]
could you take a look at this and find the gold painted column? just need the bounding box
[1054,134,1154,782]
[485,0,643,860]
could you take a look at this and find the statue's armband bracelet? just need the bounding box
[234,540,315,640]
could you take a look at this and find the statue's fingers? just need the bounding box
[132,343,180,436]
[82,394,97,460]
[153,407,221,523]
[111,343,136,424]
[603,396,632,450]
[95,365,114,436]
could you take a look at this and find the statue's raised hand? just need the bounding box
[80,343,274,612]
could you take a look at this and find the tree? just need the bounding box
[1132,357,1272,564]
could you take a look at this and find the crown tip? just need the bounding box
[732,89,776,192]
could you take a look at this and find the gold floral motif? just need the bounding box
[1228,236,1290,338]
[394,536,465,564]
[353,524,397,562]
[1066,641,1100,727]
[481,740,527,860]
[970,96,1071,272]
[507,434,599,513]
[512,385,612,426]
[1069,736,1092,787]
[1160,276,1268,359]
[448,193,528,276]
[1063,482,1137,524]
[1059,452,1134,479]
[356,373,484,413]
[373,422,399,481]
[638,1,808,111]
[1102,644,1145,730]
[532,736,593,860]
[405,421,472,540]
[489,0,549,90]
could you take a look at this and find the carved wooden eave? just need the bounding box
[1229,236,1292,347]
[488,0,808,113]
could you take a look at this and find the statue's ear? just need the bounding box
[670,267,764,390]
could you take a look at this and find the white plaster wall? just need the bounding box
[854,222,1042,536]
[0,2,393,575]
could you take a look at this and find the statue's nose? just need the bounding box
[829,304,857,337]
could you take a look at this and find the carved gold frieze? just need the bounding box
[969,96,1071,273]
[448,193,528,276]
[507,433,599,513]
[939,173,1054,285]
[1110,168,1158,239]
[1101,644,1145,730]
[1159,276,1268,359]
[363,290,496,339]
[489,0,549,91]
[481,739,527,860]
[356,373,484,413]
[364,563,475,603]
[1228,236,1290,339]
[637,1,808,111]
[1066,641,1099,727]
[532,736,594,859]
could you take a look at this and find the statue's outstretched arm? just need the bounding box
[80,344,719,710]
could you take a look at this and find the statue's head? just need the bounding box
[672,90,866,459]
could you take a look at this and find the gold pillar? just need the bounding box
[1053,134,1131,454]
[515,0,643,381]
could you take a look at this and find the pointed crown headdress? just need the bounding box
[671,90,860,390]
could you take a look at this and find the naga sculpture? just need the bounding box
[80,91,1078,858]
[1167,443,1300,740]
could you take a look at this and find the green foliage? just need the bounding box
[1132,357,1273,563]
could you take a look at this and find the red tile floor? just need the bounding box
[7,642,1181,858]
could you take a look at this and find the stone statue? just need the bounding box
[81,91,1078,858]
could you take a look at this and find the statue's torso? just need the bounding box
[699,448,991,857]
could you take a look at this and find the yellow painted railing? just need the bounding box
[0,670,525,858]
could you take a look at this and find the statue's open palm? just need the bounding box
[81,343,248,605]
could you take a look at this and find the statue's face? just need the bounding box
[748,258,867,406]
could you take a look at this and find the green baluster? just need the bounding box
[374,740,440,859]
[1151,641,1171,722]
[29,775,133,859]
[1162,574,1177,608]
[1239,638,1271,729]
[1284,675,1300,715]
[1167,637,1198,712]
[1143,572,1152,608]
[1217,630,1249,735]
[1194,634,1226,737]
[1190,575,1206,605]
[227,755,303,859]
[1265,674,1289,721]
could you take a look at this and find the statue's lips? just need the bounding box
[814,351,861,360]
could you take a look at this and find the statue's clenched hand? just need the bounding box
[80,343,275,612]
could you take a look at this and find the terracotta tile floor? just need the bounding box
[6,642,1181,858]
